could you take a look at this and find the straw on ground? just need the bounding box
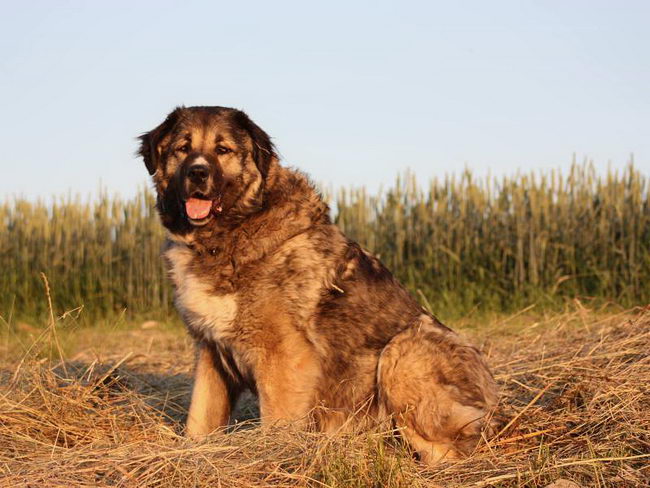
[1,304,648,487]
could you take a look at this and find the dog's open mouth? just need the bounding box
[184,195,223,225]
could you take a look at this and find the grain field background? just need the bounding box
[1,162,649,323]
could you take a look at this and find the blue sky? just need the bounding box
[1,0,648,200]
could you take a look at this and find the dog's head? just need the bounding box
[138,106,277,234]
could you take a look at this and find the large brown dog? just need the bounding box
[138,106,497,463]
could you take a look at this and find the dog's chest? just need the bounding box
[165,244,238,342]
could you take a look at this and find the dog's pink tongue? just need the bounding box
[185,198,212,220]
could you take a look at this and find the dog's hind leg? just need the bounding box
[377,315,498,464]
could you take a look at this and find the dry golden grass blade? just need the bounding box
[496,381,556,438]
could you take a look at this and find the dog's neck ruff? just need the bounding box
[167,166,332,270]
[185,242,220,257]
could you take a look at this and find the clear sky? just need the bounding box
[1,0,648,200]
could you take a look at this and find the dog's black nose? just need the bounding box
[188,165,209,184]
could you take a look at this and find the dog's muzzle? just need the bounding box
[181,156,223,224]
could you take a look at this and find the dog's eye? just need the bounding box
[216,146,232,155]
[177,144,190,154]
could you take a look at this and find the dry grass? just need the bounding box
[1,304,649,487]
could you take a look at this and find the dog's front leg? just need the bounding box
[186,341,234,439]
[255,347,319,427]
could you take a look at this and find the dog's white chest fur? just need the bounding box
[165,243,237,341]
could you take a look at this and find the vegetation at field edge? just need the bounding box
[1,161,648,324]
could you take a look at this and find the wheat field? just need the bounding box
[1,162,649,323]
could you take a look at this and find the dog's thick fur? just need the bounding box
[138,106,498,464]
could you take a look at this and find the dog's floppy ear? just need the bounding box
[137,107,183,175]
[235,111,277,179]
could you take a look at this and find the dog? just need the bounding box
[137,106,498,464]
